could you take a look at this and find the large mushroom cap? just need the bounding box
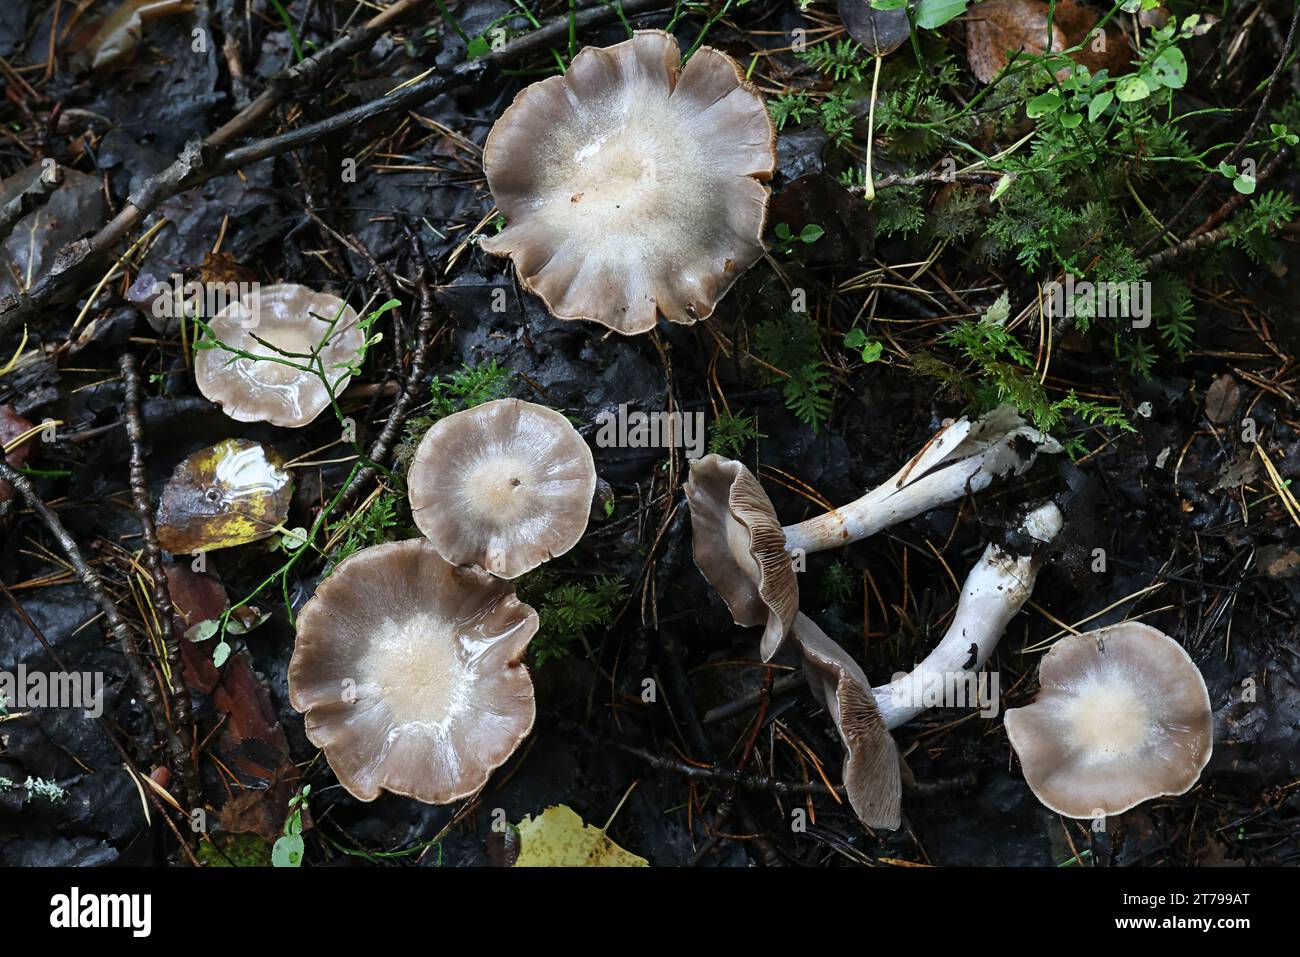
[408,398,596,579]
[289,539,538,804]
[1004,622,1213,819]
[195,283,363,428]
[793,613,901,829]
[685,454,797,661]
[481,30,776,335]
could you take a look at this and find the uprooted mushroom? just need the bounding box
[1004,622,1213,819]
[685,405,1059,658]
[289,538,538,804]
[480,30,776,335]
[788,501,1063,829]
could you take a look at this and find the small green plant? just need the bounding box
[518,572,628,668]
[844,328,884,364]
[272,785,311,868]
[331,488,411,567]
[429,359,514,419]
[771,222,824,255]
[708,410,765,457]
[924,292,1132,435]
[753,312,835,432]
[818,561,856,602]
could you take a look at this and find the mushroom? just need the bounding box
[684,454,798,661]
[195,283,364,428]
[792,612,900,828]
[873,500,1062,728]
[1004,622,1213,819]
[685,406,1059,658]
[786,502,1061,829]
[288,538,538,804]
[480,30,776,335]
[408,398,597,579]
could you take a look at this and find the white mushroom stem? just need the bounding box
[781,406,1060,556]
[872,501,1063,730]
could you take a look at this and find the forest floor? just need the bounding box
[0,0,1298,867]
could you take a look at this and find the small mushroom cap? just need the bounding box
[793,613,901,829]
[481,30,776,335]
[289,539,538,804]
[195,284,363,428]
[1004,622,1213,819]
[408,398,596,579]
[684,455,797,660]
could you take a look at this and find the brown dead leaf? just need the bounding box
[1205,373,1240,425]
[965,0,1131,85]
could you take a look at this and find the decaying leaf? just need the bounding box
[155,438,293,554]
[0,404,35,507]
[1205,373,1240,425]
[0,165,108,300]
[839,0,911,56]
[965,0,1130,85]
[67,0,197,73]
[512,805,648,867]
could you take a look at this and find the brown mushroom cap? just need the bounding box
[1004,622,1214,818]
[793,613,901,829]
[408,398,596,579]
[684,454,797,661]
[289,539,538,804]
[480,30,776,335]
[195,284,363,427]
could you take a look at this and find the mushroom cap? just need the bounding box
[480,30,776,335]
[793,613,901,829]
[408,398,596,579]
[1004,622,1213,818]
[289,538,538,804]
[684,455,797,661]
[195,283,364,428]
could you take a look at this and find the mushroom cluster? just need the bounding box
[290,397,598,804]
[481,30,776,335]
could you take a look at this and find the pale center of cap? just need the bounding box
[364,613,474,727]
[463,455,536,525]
[1063,676,1153,761]
[246,326,318,386]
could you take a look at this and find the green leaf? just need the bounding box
[213,641,231,667]
[272,833,304,867]
[1059,110,1083,129]
[1088,90,1114,122]
[914,0,969,30]
[1218,161,1237,178]
[1151,47,1187,89]
[799,224,825,243]
[466,36,492,60]
[775,222,793,240]
[844,327,868,348]
[185,619,219,642]
[859,340,884,363]
[1114,75,1150,102]
[1026,91,1063,118]
[1233,173,1257,195]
